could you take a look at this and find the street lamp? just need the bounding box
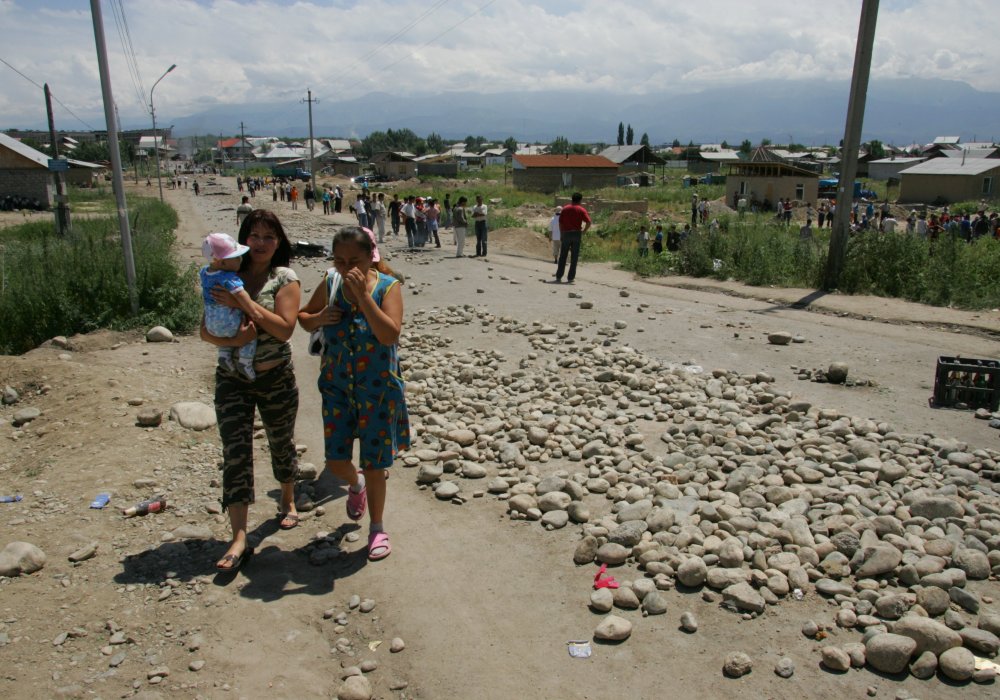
[150,63,176,202]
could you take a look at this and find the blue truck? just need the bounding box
[270,165,311,181]
[819,178,877,200]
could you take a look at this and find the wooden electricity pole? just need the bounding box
[44,84,71,236]
[302,89,318,194]
[824,0,880,291]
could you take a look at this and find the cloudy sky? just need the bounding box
[1,0,997,132]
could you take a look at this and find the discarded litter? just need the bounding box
[567,641,592,659]
[0,494,23,503]
[792,588,804,600]
[89,493,111,509]
[593,563,619,590]
[684,365,705,374]
[368,641,382,651]
[123,495,167,517]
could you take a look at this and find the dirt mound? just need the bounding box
[488,227,551,259]
[608,210,643,225]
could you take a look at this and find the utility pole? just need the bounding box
[302,89,318,194]
[239,121,248,178]
[824,0,879,291]
[89,0,138,314]
[44,84,71,236]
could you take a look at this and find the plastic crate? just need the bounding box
[932,356,1000,411]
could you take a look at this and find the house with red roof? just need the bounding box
[511,154,618,192]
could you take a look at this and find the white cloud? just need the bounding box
[0,0,998,129]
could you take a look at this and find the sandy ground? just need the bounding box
[0,177,998,699]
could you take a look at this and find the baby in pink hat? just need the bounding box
[200,232,258,378]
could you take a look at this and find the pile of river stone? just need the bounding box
[399,304,1000,682]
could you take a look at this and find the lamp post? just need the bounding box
[150,63,176,202]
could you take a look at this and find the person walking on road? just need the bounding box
[236,196,254,227]
[297,227,409,561]
[554,192,591,284]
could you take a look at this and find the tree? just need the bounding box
[761,138,772,146]
[721,140,729,149]
[464,134,486,151]
[739,139,753,154]
[571,142,590,155]
[626,124,634,146]
[617,122,625,146]
[640,132,650,147]
[672,139,681,148]
[503,136,518,152]
[550,136,571,154]
[867,139,885,159]
[426,132,445,154]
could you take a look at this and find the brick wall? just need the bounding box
[512,168,617,192]
[553,196,648,214]
[0,168,53,208]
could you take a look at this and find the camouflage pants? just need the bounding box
[215,361,299,509]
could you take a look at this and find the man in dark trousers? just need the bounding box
[554,192,592,284]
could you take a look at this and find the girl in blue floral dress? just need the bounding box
[298,227,409,560]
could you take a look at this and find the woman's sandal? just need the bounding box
[346,484,367,521]
[215,546,253,573]
[367,531,391,561]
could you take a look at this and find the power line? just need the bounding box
[0,56,98,131]
[376,0,498,75]
[108,0,148,113]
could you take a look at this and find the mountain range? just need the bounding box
[157,78,999,147]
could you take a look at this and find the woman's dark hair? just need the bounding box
[237,209,291,270]
[332,226,400,280]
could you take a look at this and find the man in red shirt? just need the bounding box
[555,192,592,283]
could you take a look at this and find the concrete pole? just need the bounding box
[89,0,138,314]
[824,0,880,291]
[303,89,318,194]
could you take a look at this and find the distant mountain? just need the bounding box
[161,78,1000,146]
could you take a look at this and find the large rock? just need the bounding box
[146,326,174,342]
[938,647,976,682]
[12,407,40,427]
[959,628,1000,657]
[593,615,632,642]
[952,548,990,580]
[826,362,849,384]
[573,536,599,565]
[850,545,902,578]
[0,542,46,576]
[676,557,708,587]
[596,543,629,566]
[893,616,963,656]
[168,402,217,431]
[722,582,765,614]
[336,675,372,700]
[910,496,964,520]
[723,652,753,678]
[608,521,647,547]
[865,633,916,674]
[446,429,477,447]
[767,332,792,346]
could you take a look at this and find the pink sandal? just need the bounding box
[368,531,391,561]
[346,484,367,521]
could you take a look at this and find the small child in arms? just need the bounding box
[200,232,258,378]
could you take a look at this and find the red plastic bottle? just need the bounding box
[123,496,167,518]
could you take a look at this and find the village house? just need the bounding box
[371,151,418,179]
[511,154,618,192]
[0,133,103,207]
[479,148,512,166]
[868,156,927,181]
[725,147,819,209]
[599,145,666,173]
[688,145,741,174]
[898,158,1000,204]
[216,137,254,161]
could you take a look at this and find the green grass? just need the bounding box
[0,196,201,355]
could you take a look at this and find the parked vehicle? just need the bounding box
[270,165,311,181]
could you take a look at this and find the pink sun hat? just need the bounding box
[202,232,249,261]
[362,227,381,262]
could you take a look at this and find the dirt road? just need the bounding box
[0,178,997,699]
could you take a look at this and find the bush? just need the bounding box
[0,197,201,354]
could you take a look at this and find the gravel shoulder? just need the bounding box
[0,178,997,699]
